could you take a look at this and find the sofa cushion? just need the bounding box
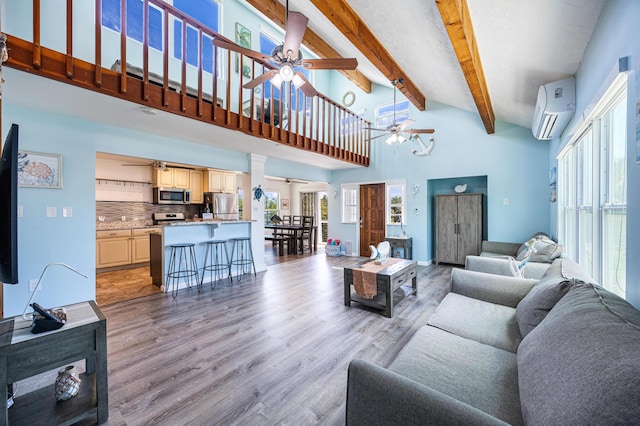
[428,293,522,352]
[390,326,523,426]
[517,283,640,425]
[515,257,594,337]
[516,234,562,263]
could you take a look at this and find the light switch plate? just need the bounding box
[503,198,510,206]
[17,205,23,218]
[63,206,73,217]
[46,206,57,218]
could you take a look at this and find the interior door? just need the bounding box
[359,183,386,257]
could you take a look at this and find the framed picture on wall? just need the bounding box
[281,199,290,210]
[18,151,63,189]
[235,23,252,78]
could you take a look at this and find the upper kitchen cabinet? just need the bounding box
[153,167,190,189]
[190,169,204,204]
[204,169,236,193]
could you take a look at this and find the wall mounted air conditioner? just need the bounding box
[531,77,576,140]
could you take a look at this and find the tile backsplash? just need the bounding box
[96,201,201,229]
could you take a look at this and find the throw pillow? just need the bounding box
[515,257,594,337]
[516,234,561,263]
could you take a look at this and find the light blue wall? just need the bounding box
[549,0,640,308]
[328,80,551,261]
[2,104,329,317]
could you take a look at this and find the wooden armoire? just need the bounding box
[436,193,483,265]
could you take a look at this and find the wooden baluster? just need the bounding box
[162,10,169,106]
[212,42,218,121]
[95,0,102,87]
[197,27,203,116]
[180,21,186,112]
[32,0,41,68]
[225,48,231,125]
[119,0,127,93]
[295,90,300,146]
[237,53,244,129]
[142,0,149,101]
[65,0,73,78]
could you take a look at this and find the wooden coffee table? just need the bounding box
[343,259,418,317]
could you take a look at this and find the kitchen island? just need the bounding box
[150,220,256,292]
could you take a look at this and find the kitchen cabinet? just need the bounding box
[97,227,162,269]
[436,193,483,265]
[190,169,204,204]
[204,169,236,193]
[131,227,162,263]
[96,230,131,268]
[153,167,190,189]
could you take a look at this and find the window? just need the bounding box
[557,73,627,297]
[102,0,163,50]
[376,100,409,128]
[341,184,358,223]
[264,191,279,222]
[387,183,405,224]
[102,0,219,73]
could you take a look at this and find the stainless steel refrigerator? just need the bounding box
[209,192,238,220]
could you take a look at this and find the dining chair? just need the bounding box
[300,215,314,252]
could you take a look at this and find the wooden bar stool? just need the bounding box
[228,237,256,281]
[200,239,231,290]
[166,243,198,298]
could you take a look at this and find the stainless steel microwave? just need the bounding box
[153,187,190,204]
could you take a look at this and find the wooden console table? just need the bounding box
[0,301,108,425]
[344,259,418,318]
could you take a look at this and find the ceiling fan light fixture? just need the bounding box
[279,64,294,82]
[292,73,305,88]
[270,73,283,87]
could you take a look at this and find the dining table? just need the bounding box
[265,223,317,254]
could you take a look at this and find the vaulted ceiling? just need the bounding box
[245,0,606,133]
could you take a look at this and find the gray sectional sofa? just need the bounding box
[345,257,640,425]
[465,235,563,279]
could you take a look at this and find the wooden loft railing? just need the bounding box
[3,0,371,167]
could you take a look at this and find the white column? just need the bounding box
[249,153,267,272]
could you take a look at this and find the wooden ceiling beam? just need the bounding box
[436,0,495,133]
[309,0,426,111]
[245,0,371,94]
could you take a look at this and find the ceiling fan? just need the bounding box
[212,1,357,98]
[122,160,169,171]
[367,79,435,144]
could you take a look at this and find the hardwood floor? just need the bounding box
[90,251,452,425]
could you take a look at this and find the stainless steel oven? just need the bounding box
[153,187,190,204]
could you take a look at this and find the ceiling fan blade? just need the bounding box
[300,58,358,70]
[243,70,278,90]
[369,133,390,141]
[212,38,271,63]
[397,119,416,131]
[294,71,319,97]
[363,126,388,132]
[283,11,308,59]
[405,128,436,134]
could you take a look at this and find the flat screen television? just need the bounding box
[0,123,18,284]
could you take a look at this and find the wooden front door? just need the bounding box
[359,183,386,257]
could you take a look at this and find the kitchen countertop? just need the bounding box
[96,219,255,231]
[165,220,255,226]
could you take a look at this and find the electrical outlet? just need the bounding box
[121,216,126,221]
[29,279,39,292]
